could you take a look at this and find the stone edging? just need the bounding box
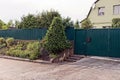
[0,55,51,64]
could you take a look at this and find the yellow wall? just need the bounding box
[88,0,120,28]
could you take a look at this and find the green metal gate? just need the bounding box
[74,29,120,58]
[109,29,120,57]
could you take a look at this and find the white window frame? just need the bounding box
[98,7,105,16]
[113,5,120,15]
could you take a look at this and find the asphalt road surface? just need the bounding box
[0,57,120,80]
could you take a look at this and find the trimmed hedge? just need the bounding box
[44,17,71,53]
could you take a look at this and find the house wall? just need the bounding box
[88,0,120,28]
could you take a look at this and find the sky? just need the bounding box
[0,0,96,23]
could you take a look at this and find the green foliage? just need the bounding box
[74,20,80,29]
[0,43,6,49]
[28,51,38,60]
[18,14,37,29]
[36,10,61,28]
[6,38,15,47]
[18,10,61,29]
[6,45,29,58]
[0,20,4,29]
[26,42,41,60]
[6,42,26,57]
[0,19,9,30]
[49,53,58,58]
[16,41,27,50]
[15,20,20,28]
[6,41,41,60]
[0,48,7,55]
[81,19,93,29]
[0,37,6,49]
[44,17,71,53]
[0,38,41,60]
[6,49,25,57]
[7,20,13,28]
[0,20,12,29]
[0,37,5,44]
[27,42,40,51]
[2,25,8,30]
[17,10,74,29]
[62,17,74,28]
[112,18,120,28]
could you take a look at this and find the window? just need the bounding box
[113,5,120,15]
[98,7,105,16]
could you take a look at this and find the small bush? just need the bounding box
[17,41,28,50]
[0,37,6,49]
[6,40,41,60]
[24,50,38,60]
[6,38,15,47]
[0,43,6,49]
[27,42,40,50]
[0,37,5,44]
[6,38,41,60]
[0,48,8,55]
[6,47,28,58]
[26,42,41,59]
[18,51,28,58]
[44,17,71,53]
[49,53,58,58]
[6,46,21,56]
[81,19,93,29]
[112,18,120,28]
[29,52,38,60]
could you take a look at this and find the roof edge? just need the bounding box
[87,0,100,18]
[80,0,100,23]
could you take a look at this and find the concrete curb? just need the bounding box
[0,55,52,64]
[90,56,120,62]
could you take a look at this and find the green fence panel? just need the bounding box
[65,27,74,40]
[0,27,74,40]
[86,29,108,57]
[0,29,47,40]
[109,29,120,57]
[74,29,87,55]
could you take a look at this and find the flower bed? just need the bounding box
[0,38,41,60]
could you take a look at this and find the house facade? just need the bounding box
[86,0,120,28]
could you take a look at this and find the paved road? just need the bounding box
[0,57,120,80]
